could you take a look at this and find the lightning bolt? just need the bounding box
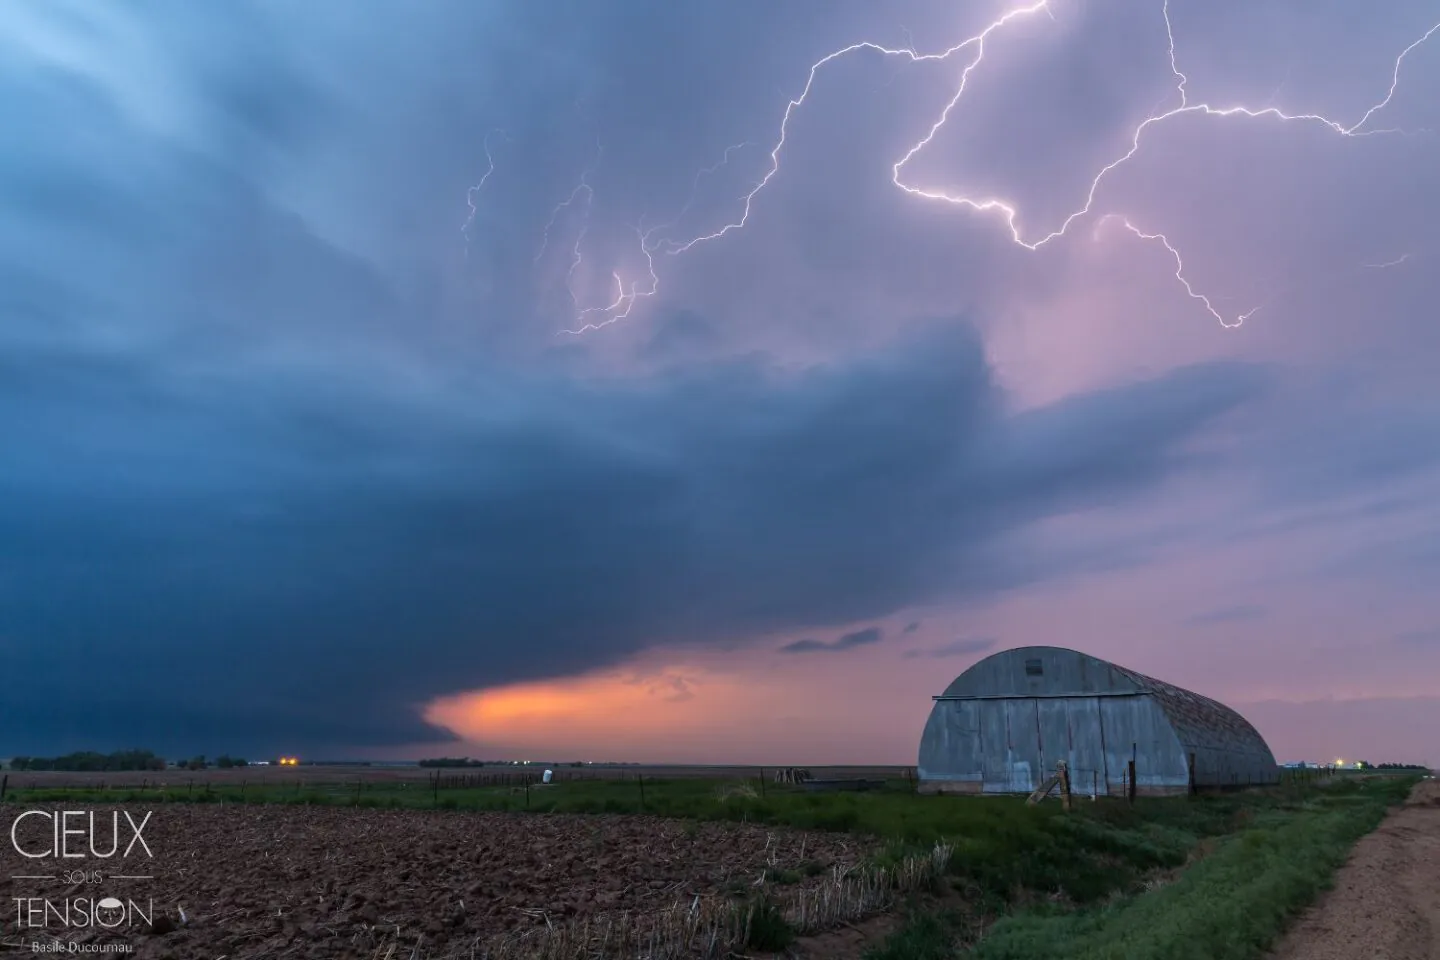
[654,141,754,251]
[560,142,754,334]
[536,141,604,268]
[461,129,507,259]
[557,1,1439,333]
[562,222,663,334]
[1100,217,1263,327]
[1364,253,1413,269]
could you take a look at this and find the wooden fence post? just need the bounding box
[638,773,646,810]
[1127,759,1136,805]
[1188,752,1197,796]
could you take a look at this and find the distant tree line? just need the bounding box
[1374,762,1429,770]
[4,750,255,771]
[181,754,250,770]
[8,749,166,771]
[418,757,593,768]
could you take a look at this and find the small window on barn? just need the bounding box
[1024,658,1044,677]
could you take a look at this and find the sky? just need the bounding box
[2,0,1438,767]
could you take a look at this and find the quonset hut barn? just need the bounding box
[917,646,1279,796]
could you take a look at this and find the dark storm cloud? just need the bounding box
[902,637,997,659]
[0,324,1266,754]
[1184,604,1269,627]
[1234,377,1440,505]
[780,627,884,655]
[7,0,1395,758]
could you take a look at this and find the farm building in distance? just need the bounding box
[917,645,1279,796]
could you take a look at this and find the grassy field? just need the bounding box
[2,771,1418,958]
[865,775,1419,960]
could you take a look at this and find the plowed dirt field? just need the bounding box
[1,804,877,958]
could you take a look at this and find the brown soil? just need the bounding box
[1270,777,1440,960]
[0,804,878,958]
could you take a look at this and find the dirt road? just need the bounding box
[1271,777,1440,960]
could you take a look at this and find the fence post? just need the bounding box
[1,774,6,801]
[758,769,766,798]
[1127,760,1136,805]
[1188,753,1196,796]
[638,773,646,810]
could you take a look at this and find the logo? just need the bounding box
[7,809,157,951]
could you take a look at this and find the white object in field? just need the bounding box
[542,769,553,784]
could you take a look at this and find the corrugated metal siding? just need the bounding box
[918,646,1280,793]
[1098,695,1187,791]
[997,699,1043,793]
[1111,665,1280,787]
[1061,697,1107,796]
[939,648,1143,699]
[916,697,983,783]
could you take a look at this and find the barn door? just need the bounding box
[1001,698,1042,793]
[1036,699,1072,782]
[1064,697,1107,796]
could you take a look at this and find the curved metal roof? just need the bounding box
[940,645,1275,760]
[1109,661,1275,759]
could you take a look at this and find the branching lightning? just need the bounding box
[536,142,603,268]
[461,3,1439,335]
[881,1,1437,327]
[461,129,508,259]
[561,142,754,334]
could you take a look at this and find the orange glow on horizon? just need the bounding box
[424,666,759,746]
[419,641,939,765]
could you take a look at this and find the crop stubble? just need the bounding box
[2,804,877,958]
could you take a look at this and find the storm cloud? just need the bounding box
[781,627,886,655]
[2,0,1437,762]
[1,320,1262,751]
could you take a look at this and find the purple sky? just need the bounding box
[3,0,1438,766]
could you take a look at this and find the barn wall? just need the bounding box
[916,698,983,787]
[919,646,1281,796]
[1098,695,1189,793]
[918,692,1189,795]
